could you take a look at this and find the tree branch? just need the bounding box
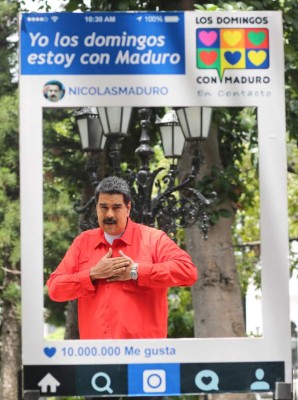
[1,267,21,275]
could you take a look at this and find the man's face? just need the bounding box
[96,193,131,235]
[47,84,62,102]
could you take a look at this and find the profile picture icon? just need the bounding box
[43,80,65,102]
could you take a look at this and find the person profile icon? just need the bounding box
[43,80,65,102]
[250,368,270,391]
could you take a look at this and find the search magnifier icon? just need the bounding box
[91,372,113,394]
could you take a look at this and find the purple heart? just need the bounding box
[44,347,57,358]
[224,51,241,65]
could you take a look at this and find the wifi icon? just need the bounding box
[51,16,59,22]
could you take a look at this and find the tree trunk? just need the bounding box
[184,125,245,338]
[188,206,245,337]
[64,300,79,339]
[0,265,21,400]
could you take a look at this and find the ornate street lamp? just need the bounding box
[74,107,106,191]
[175,107,212,141]
[153,107,214,238]
[175,106,213,174]
[74,106,215,239]
[74,107,106,152]
[155,110,186,158]
[97,106,132,137]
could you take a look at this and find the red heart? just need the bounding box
[200,51,218,65]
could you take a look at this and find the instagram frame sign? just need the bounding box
[20,11,291,397]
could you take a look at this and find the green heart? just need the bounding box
[248,31,266,46]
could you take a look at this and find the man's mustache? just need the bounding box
[103,218,116,224]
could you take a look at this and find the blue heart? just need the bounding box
[44,347,57,358]
[224,51,241,65]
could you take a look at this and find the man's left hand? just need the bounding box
[106,250,134,282]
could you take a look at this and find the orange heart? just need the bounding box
[200,51,218,65]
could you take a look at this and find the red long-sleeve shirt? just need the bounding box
[46,218,198,339]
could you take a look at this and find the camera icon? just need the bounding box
[143,369,166,393]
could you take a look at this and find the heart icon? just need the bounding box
[223,31,242,47]
[200,50,218,65]
[199,31,218,47]
[44,347,57,358]
[248,31,266,46]
[202,376,212,385]
[248,50,267,66]
[224,51,242,65]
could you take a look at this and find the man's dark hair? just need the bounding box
[94,176,131,205]
[46,80,64,91]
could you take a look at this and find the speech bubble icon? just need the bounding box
[195,369,219,391]
[196,28,269,81]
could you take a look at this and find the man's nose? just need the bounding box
[106,208,115,218]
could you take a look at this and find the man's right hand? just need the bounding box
[89,248,130,281]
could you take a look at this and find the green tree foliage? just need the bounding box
[0,0,20,279]
[0,1,18,94]
[0,3,21,399]
[197,108,258,223]
[0,93,20,301]
[43,108,86,326]
[168,287,195,337]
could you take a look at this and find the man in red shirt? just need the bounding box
[47,176,198,339]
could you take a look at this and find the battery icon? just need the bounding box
[164,15,180,23]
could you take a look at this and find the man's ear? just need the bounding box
[127,201,132,215]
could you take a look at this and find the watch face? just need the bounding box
[130,271,138,279]
[130,271,138,280]
[130,263,138,280]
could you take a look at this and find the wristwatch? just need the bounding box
[130,263,139,280]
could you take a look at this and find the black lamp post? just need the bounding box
[97,106,133,175]
[74,106,215,239]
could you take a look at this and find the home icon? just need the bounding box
[38,373,61,393]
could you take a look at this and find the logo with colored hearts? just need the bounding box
[197,28,269,80]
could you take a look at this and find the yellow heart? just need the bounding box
[223,31,242,47]
[248,50,267,66]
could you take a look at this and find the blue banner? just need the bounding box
[20,12,185,75]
